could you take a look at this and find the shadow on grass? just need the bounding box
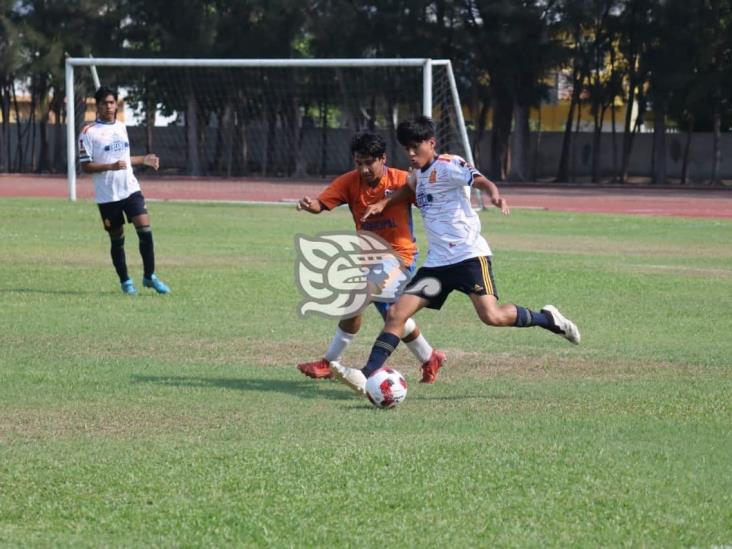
[0,287,99,296]
[413,393,510,402]
[131,374,355,401]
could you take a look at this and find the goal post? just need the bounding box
[65,57,476,202]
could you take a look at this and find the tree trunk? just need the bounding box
[235,105,249,176]
[291,93,306,178]
[620,77,637,183]
[51,95,63,173]
[262,104,277,177]
[221,101,234,177]
[610,66,619,180]
[711,102,721,184]
[556,65,582,182]
[681,120,694,185]
[531,106,542,181]
[11,85,24,171]
[145,96,155,153]
[212,107,226,175]
[28,79,38,171]
[489,91,513,181]
[38,117,49,173]
[591,114,603,183]
[652,103,666,184]
[569,101,583,181]
[319,99,327,177]
[622,89,647,183]
[473,101,489,172]
[185,91,201,176]
[1,82,9,172]
[508,102,529,181]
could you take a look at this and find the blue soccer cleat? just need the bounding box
[121,278,138,295]
[143,273,170,294]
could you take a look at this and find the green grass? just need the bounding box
[1,197,731,547]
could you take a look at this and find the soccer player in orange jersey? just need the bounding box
[296,132,445,383]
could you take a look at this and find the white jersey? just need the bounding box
[413,154,492,267]
[78,120,140,204]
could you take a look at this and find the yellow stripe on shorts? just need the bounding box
[479,256,494,296]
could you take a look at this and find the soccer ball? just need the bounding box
[365,368,408,409]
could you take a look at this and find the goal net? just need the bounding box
[65,58,474,200]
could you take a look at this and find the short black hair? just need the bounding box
[396,116,435,146]
[350,131,386,158]
[94,86,118,104]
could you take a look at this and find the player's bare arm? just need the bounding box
[296,196,324,214]
[81,160,127,173]
[361,183,414,221]
[131,154,160,170]
[473,175,510,215]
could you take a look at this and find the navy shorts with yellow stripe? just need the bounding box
[403,256,498,310]
[98,191,147,230]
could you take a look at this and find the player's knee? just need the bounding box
[339,316,361,334]
[385,306,409,329]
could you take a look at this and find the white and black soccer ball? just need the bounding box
[365,368,408,409]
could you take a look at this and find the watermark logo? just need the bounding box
[295,231,410,319]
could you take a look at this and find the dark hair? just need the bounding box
[350,132,387,158]
[396,115,435,146]
[94,86,118,104]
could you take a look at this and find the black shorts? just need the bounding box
[402,256,498,310]
[98,191,147,230]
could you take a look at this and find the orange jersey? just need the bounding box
[318,167,417,265]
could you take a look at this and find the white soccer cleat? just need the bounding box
[542,305,581,345]
[330,361,367,396]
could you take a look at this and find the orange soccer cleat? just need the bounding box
[420,350,447,384]
[297,358,334,379]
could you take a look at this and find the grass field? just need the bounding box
[1,197,731,547]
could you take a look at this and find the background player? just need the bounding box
[331,116,580,395]
[79,86,170,295]
[296,131,445,383]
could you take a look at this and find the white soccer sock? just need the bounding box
[324,327,356,362]
[402,318,434,363]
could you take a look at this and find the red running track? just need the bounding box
[2,174,731,219]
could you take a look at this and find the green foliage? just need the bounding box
[1,199,731,545]
[2,0,732,175]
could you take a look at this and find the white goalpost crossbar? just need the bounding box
[65,57,474,201]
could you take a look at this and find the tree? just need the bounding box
[555,0,592,182]
[616,0,655,183]
[643,0,697,184]
[121,0,220,176]
[583,0,621,183]
[0,0,21,172]
[464,0,564,181]
[699,0,732,184]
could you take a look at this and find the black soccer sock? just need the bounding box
[136,225,155,278]
[109,234,129,283]
[514,305,563,334]
[361,332,401,378]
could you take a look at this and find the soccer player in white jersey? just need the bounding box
[330,115,580,395]
[79,86,170,295]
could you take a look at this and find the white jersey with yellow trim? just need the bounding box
[78,120,140,204]
[413,154,491,267]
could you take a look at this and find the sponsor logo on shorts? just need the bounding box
[404,277,442,297]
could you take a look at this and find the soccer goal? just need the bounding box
[64,58,475,201]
